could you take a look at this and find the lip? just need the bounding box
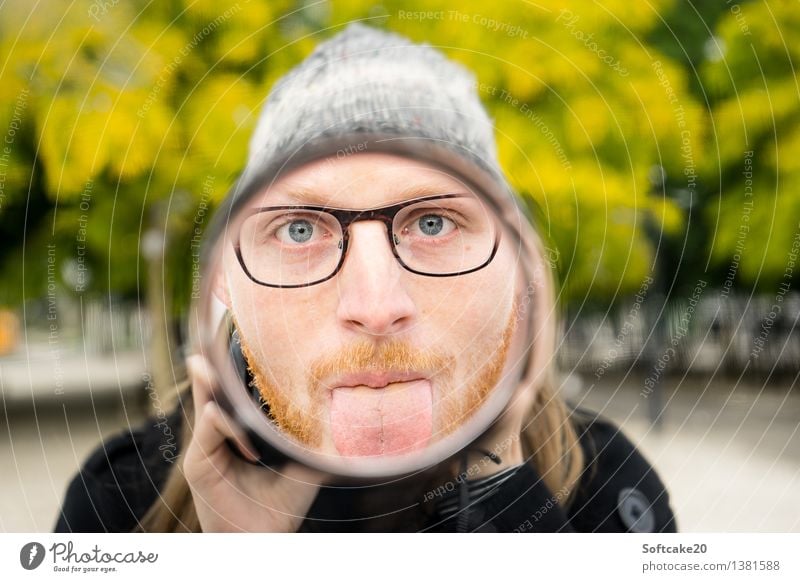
[327,370,427,389]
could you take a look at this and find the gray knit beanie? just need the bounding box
[243,23,509,192]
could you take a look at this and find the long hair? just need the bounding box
[135,222,584,532]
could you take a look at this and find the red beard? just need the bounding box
[238,303,517,456]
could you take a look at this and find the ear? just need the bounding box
[212,266,232,308]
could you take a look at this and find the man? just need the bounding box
[54,23,676,533]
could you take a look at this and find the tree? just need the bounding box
[1,0,796,317]
[700,0,800,290]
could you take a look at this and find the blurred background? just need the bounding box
[0,0,798,532]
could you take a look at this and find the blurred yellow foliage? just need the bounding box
[2,0,798,303]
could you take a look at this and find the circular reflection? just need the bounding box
[190,135,536,479]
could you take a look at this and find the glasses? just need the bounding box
[233,193,501,288]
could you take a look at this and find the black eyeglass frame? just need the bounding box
[232,192,502,288]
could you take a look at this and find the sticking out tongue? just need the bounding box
[330,379,433,457]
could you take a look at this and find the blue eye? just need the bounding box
[418,214,444,236]
[286,220,313,243]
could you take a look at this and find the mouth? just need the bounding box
[327,371,434,458]
[326,370,426,390]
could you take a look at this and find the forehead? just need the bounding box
[246,152,472,209]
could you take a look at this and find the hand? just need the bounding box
[182,355,325,532]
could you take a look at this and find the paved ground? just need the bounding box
[575,373,800,532]
[0,396,150,532]
[1,346,153,532]
[1,365,798,532]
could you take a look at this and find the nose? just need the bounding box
[335,221,417,336]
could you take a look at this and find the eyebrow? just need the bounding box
[282,183,465,207]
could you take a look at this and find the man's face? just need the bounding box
[221,152,525,458]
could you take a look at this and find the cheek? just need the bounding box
[229,276,335,374]
[416,260,517,350]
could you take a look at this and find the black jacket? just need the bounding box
[53,404,677,533]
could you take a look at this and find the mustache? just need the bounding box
[308,340,455,392]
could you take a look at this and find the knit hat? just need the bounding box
[243,23,510,193]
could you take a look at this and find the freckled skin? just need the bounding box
[221,152,524,457]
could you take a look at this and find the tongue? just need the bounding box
[330,380,433,457]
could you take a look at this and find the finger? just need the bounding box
[209,402,261,462]
[186,355,255,459]
[187,354,217,415]
[185,400,259,471]
[278,462,328,488]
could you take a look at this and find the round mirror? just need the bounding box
[190,134,538,480]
